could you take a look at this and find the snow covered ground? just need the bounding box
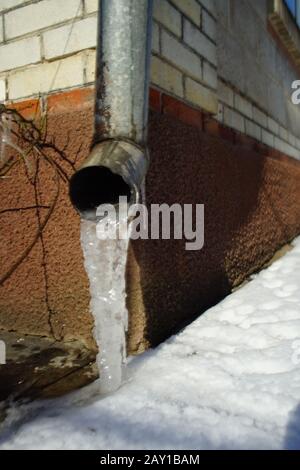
[1,238,300,450]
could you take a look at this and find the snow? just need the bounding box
[1,238,300,450]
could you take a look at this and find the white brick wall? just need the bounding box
[0,16,3,42]
[203,62,217,89]
[85,0,98,14]
[0,0,219,118]
[253,107,267,128]
[185,77,218,114]
[288,133,296,147]
[171,0,201,27]
[202,9,216,42]
[219,77,300,160]
[245,118,261,141]
[0,0,218,114]
[183,19,217,66]
[279,126,288,142]
[274,137,299,159]
[0,0,298,161]
[262,129,274,148]
[43,16,97,60]
[0,78,6,101]
[234,94,252,120]
[216,0,300,151]
[151,55,183,98]
[0,36,40,72]
[5,0,82,39]
[199,0,216,18]
[268,117,279,136]
[161,30,202,81]
[218,81,233,107]
[224,107,245,134]
[8,53,85,99]
[153,0,181,37]
[85,49,96,83]
[0,0,25,12]
[152,22,160,53]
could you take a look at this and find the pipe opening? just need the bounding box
[69,166,132,221]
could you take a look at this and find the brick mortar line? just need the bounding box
[0,29,298,150]
[1,59,298,151]
[218,78,300,145]
[0,0,41,15]
[0,48,90,81]
[218,77,298,129]
[151,87,300,158]
[195,0,217,20]
[168,0,202,29]
[0,20,216,78]
[152,51,217,92]
[160,25,217,69]
[221,102,272,137]
[2,67,298,150]
[5,84,300,163]
[181,16,217,51]
[0,11,97,47]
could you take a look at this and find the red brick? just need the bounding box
[47,87,94,113]
[162,94,203,130]
[219,124,236,144]
[203,117,219,137]
[267,148,296,166]
[8,98,40,120]
[268,148,281,160]
[149,87,161,113]
[236,133,255,150]
[254,142,269,156]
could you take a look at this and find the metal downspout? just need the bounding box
[69,0,153,221]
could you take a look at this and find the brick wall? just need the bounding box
[152,0,218,114]
[216,0,300,160]
[0,0,299,160]
[0,0,96,100]
[0,0,218,110]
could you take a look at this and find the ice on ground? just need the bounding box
[1,238,300,450]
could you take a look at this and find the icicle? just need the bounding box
[80,211,131,394]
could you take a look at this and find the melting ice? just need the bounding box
[80,211,131,394]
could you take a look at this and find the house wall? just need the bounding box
[1,87,300,355]
[216,0,300,158]
[1,0,300,397]
[0,0,299,159]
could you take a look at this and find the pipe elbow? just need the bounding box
[69,140,149,221]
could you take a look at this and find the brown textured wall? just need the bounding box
[1,89,300,357]
[128,111,300,349]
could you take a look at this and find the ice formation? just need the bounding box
[80,211,130,394]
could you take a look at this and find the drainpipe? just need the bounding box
[69,0,153,221]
